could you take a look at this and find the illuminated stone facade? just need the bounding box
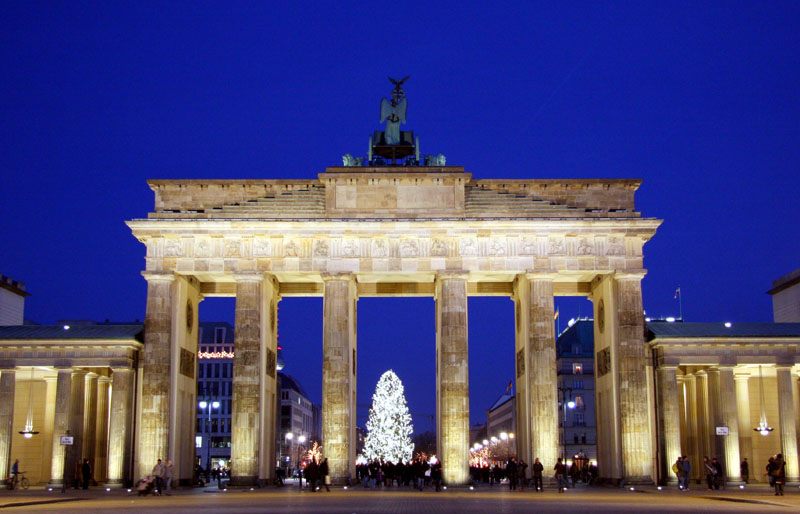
[126,166,662,485]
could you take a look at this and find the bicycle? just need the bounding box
[6,471,30,490]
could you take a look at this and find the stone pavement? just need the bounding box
[1,484,799,513]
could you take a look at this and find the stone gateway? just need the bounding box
[126,166,662,485]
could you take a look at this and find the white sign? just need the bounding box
[60,436,74,445]
[196,436,203,448]
[716,427,729,436]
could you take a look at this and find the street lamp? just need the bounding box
[557,387,575,461]
[198,400,221,472]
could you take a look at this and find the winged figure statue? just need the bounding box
[380,75,410,144]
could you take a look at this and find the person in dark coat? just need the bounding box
[306,460,319,492]
[532,458,544,492]
[81,458,92,489]
[506,457,518,490]
[319,458,330,492]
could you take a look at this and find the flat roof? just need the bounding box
[0,324,143,341]
[647,322,800,339]
[767,268,800,296]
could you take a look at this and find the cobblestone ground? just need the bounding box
[1,484,799,513]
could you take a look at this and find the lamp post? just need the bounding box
[557,387,575,461]
[296,435,306,490]
[198,400,220,473]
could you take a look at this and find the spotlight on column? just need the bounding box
[127,489,132,493]
[47,487,53,491]
[657,486,662,491]
[443,486,447,490]
[105,488,111,492]
[739,485,745,489]
[629,487,635,491]
[250,487,254,491]
[343,486,348,490]
[469,486,474,491]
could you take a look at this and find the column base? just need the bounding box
[104,480,129,489]
[228,475,259,487]
[622,476,655,486]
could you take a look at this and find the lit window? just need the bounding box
[572,363,583,374]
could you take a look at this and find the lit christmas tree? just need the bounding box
[362,370,414,463]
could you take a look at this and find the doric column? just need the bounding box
[677,376,688,459]
[138,271,175,476]
[734,373,752,477]
[42,375,58,483]
[776,366,799,480]
[94,376,111,483]
[107,368,135,486]
[656,366,681,484]
[517,275,558,474]
[83,373,99,472]
[258,277,280,485]
[48,369,72,486]
[322,272,358,484]
[709,367,741,482]
[0,370,16,480]
[694,371,710,462]
[615,276,653,483]
[230,272,278,486]
[512,277,530,468]
[435,272,469,485]
[684,374,699,480]
[68,370,87,483]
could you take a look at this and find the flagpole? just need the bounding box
[678,286,683,321]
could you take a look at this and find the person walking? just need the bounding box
[740,458,749,484]
[431,459,443,492]
[532,458,543,492]
[771,454,786,496]
[554,458,567,492]
[681,456,691,491]
[152,458,165,495]
[164,460,174,495]
[319,458,330,492]
[703,457,715,491]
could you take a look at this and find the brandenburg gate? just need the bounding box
[127,167,661,486]
[126,79,662,486]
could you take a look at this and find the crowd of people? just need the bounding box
[672,454,788,495]
[355,457,444,491]
[470,456,597,491]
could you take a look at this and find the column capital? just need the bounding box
[321,272,357,283]
[43,375,58,383]
[734,373,751,382]
[98,376,113,384]
[658,365,680,372]
[435,271,469,281]
[775,364,794,372]
[110,367,135,374]
[141,271,175,283]
[613,271,647,281]
[71,369,88,377]
[522,272,557,281]
[232,271,265,283]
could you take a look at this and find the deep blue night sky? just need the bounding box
[2,3,798,432]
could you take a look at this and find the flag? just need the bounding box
[674,287,681,299]
[506,380,513,394]
[554,308,559,320]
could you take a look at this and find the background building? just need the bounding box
[196,321,234,469]
[556,319,597,464]
[0,274,29,326]
[278,372,321,471]
[769,268,800,322]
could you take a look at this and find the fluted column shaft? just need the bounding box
[83,374,98,473]
[734,374,752,480]
[616,277,653,482]
[695,372,710,463]
[0,370,16,480]
[525,276,559,474]
[684,375,699,480]
[709,367,741,481]
[138,272,175,475]
[230,273,274,486]
[656,366,681,484]
[776,367,799,480]
[435,273,469,485]
[42,376,58,483]
[48,369,72,486]
[107,369,135,486]
[322,273,358,484]
[94,377,111,483]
